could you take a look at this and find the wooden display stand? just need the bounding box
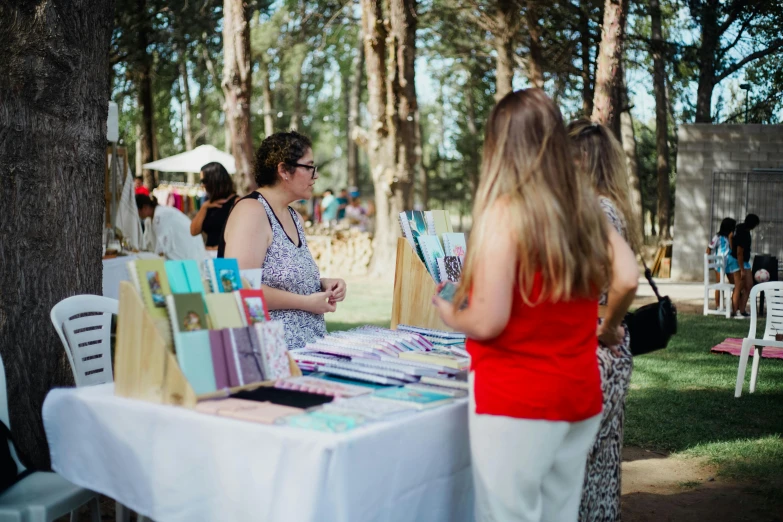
[114,281,302,408]
[391,237,452,331]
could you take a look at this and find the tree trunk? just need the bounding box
[347,37,364,189]
[694,0,718,123]
[289,54,306,133]
[579,4,594,116]
[360,0,417,276]
[390,0,419,210]
[591,0,628,137]
[137,0,156,188]
[260,59,275,137]
[650,0,671,238]
[179,52,194,151]
[222,0,256,192]
[0,0,114,469]
[620,106,644,247]
[465,79,481,195]
[494,0,517,100]
[525,2,544,89]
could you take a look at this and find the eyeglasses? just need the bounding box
[290,163,318,180]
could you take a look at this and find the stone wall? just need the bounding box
[672,124,783,281]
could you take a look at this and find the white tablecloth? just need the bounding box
[42,384,473,522]
[102,253,160,300]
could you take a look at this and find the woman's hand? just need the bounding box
[305,291,337,314]
[597,321,625,356]
[321,278,347,303]
[432,283,457,329]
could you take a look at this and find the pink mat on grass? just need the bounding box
[711,338,783,359]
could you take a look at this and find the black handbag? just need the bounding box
[625,262,677,356]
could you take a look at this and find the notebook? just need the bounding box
[321,395,418,420]
[174,331,217,394]
[231,386,334,408]
[397,351,469,370]
[207,258,242,293]
[437,256,463,283]
[420,375,469,390]
[205,293,244,329]
[275,376,372,398]
[208,330,231,389]
[127,259,171,318]
[441,233,466,257]
[166,293,208,337]
[235,289,271,325]
[370,386,454,410]
[165,260,206,294]
[276,411,365,432]
[254,321,291,380]
[240,268,263,290]
[316,366,408,386]
[398,211,428,261]
[315,360,417,383]
[405,382,468,397]
[195,398,303,424]
[229,327,265,385]
[416,235,446,282]
[426,210,452,236]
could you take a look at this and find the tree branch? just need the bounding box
[716,39,783,82]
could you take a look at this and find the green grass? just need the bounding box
[326,282,783,491]
[626,314,783,491]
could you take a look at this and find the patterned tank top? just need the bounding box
[236,192,327,350]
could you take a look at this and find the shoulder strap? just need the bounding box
[640,257,663,302]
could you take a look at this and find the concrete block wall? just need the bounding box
[672,124,783,281]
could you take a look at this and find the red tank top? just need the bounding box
[467,276,603,422]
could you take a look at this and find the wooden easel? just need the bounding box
[390,238,452,331]
[114,281,302,408]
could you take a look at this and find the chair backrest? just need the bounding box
[747,282,783,341]
[0,354,25,472]
[50,295,118,387]
[704,254,727,283]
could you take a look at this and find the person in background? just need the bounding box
[432,89,638,522]
[136,194,207,261]
[134,176,150,196]
[220,131,346,350]
[728,213,761,317]
[336,188,350,221]
[189,162,238,252]
[707,217,737,306]
[568,119,637,522]
[345,197,368,232]
[320,188,339,226]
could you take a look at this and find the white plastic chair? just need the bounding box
[50,295,117,387]
[734,282,783,397]
[704,254,734,318]
[0,353,101,521]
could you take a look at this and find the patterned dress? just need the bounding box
[254,193,327,350]
[579,196,633,522]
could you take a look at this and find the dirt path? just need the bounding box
[622,447,783,522]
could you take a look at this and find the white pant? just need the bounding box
[469,377,601,522]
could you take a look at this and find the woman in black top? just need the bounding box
[190,162,238,249]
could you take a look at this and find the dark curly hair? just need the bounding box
[200,162,235,201]
[254,131,313,187]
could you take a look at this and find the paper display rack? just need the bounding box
[114,281,302,408]
[391,238,452,331]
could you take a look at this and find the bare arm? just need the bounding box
[602,227,639,331]
[434,202,516,340]
[190,198,230,236]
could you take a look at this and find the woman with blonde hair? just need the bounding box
[568,118,635,521]
[433,89,638,521]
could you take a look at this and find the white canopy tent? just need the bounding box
[142,145,236,174]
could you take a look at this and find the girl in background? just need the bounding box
[190,162,238,252]
[433,90,638,522]
[707,217,737,305]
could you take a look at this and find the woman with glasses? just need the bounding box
[220,131,346,350]
[190,162,238,252]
